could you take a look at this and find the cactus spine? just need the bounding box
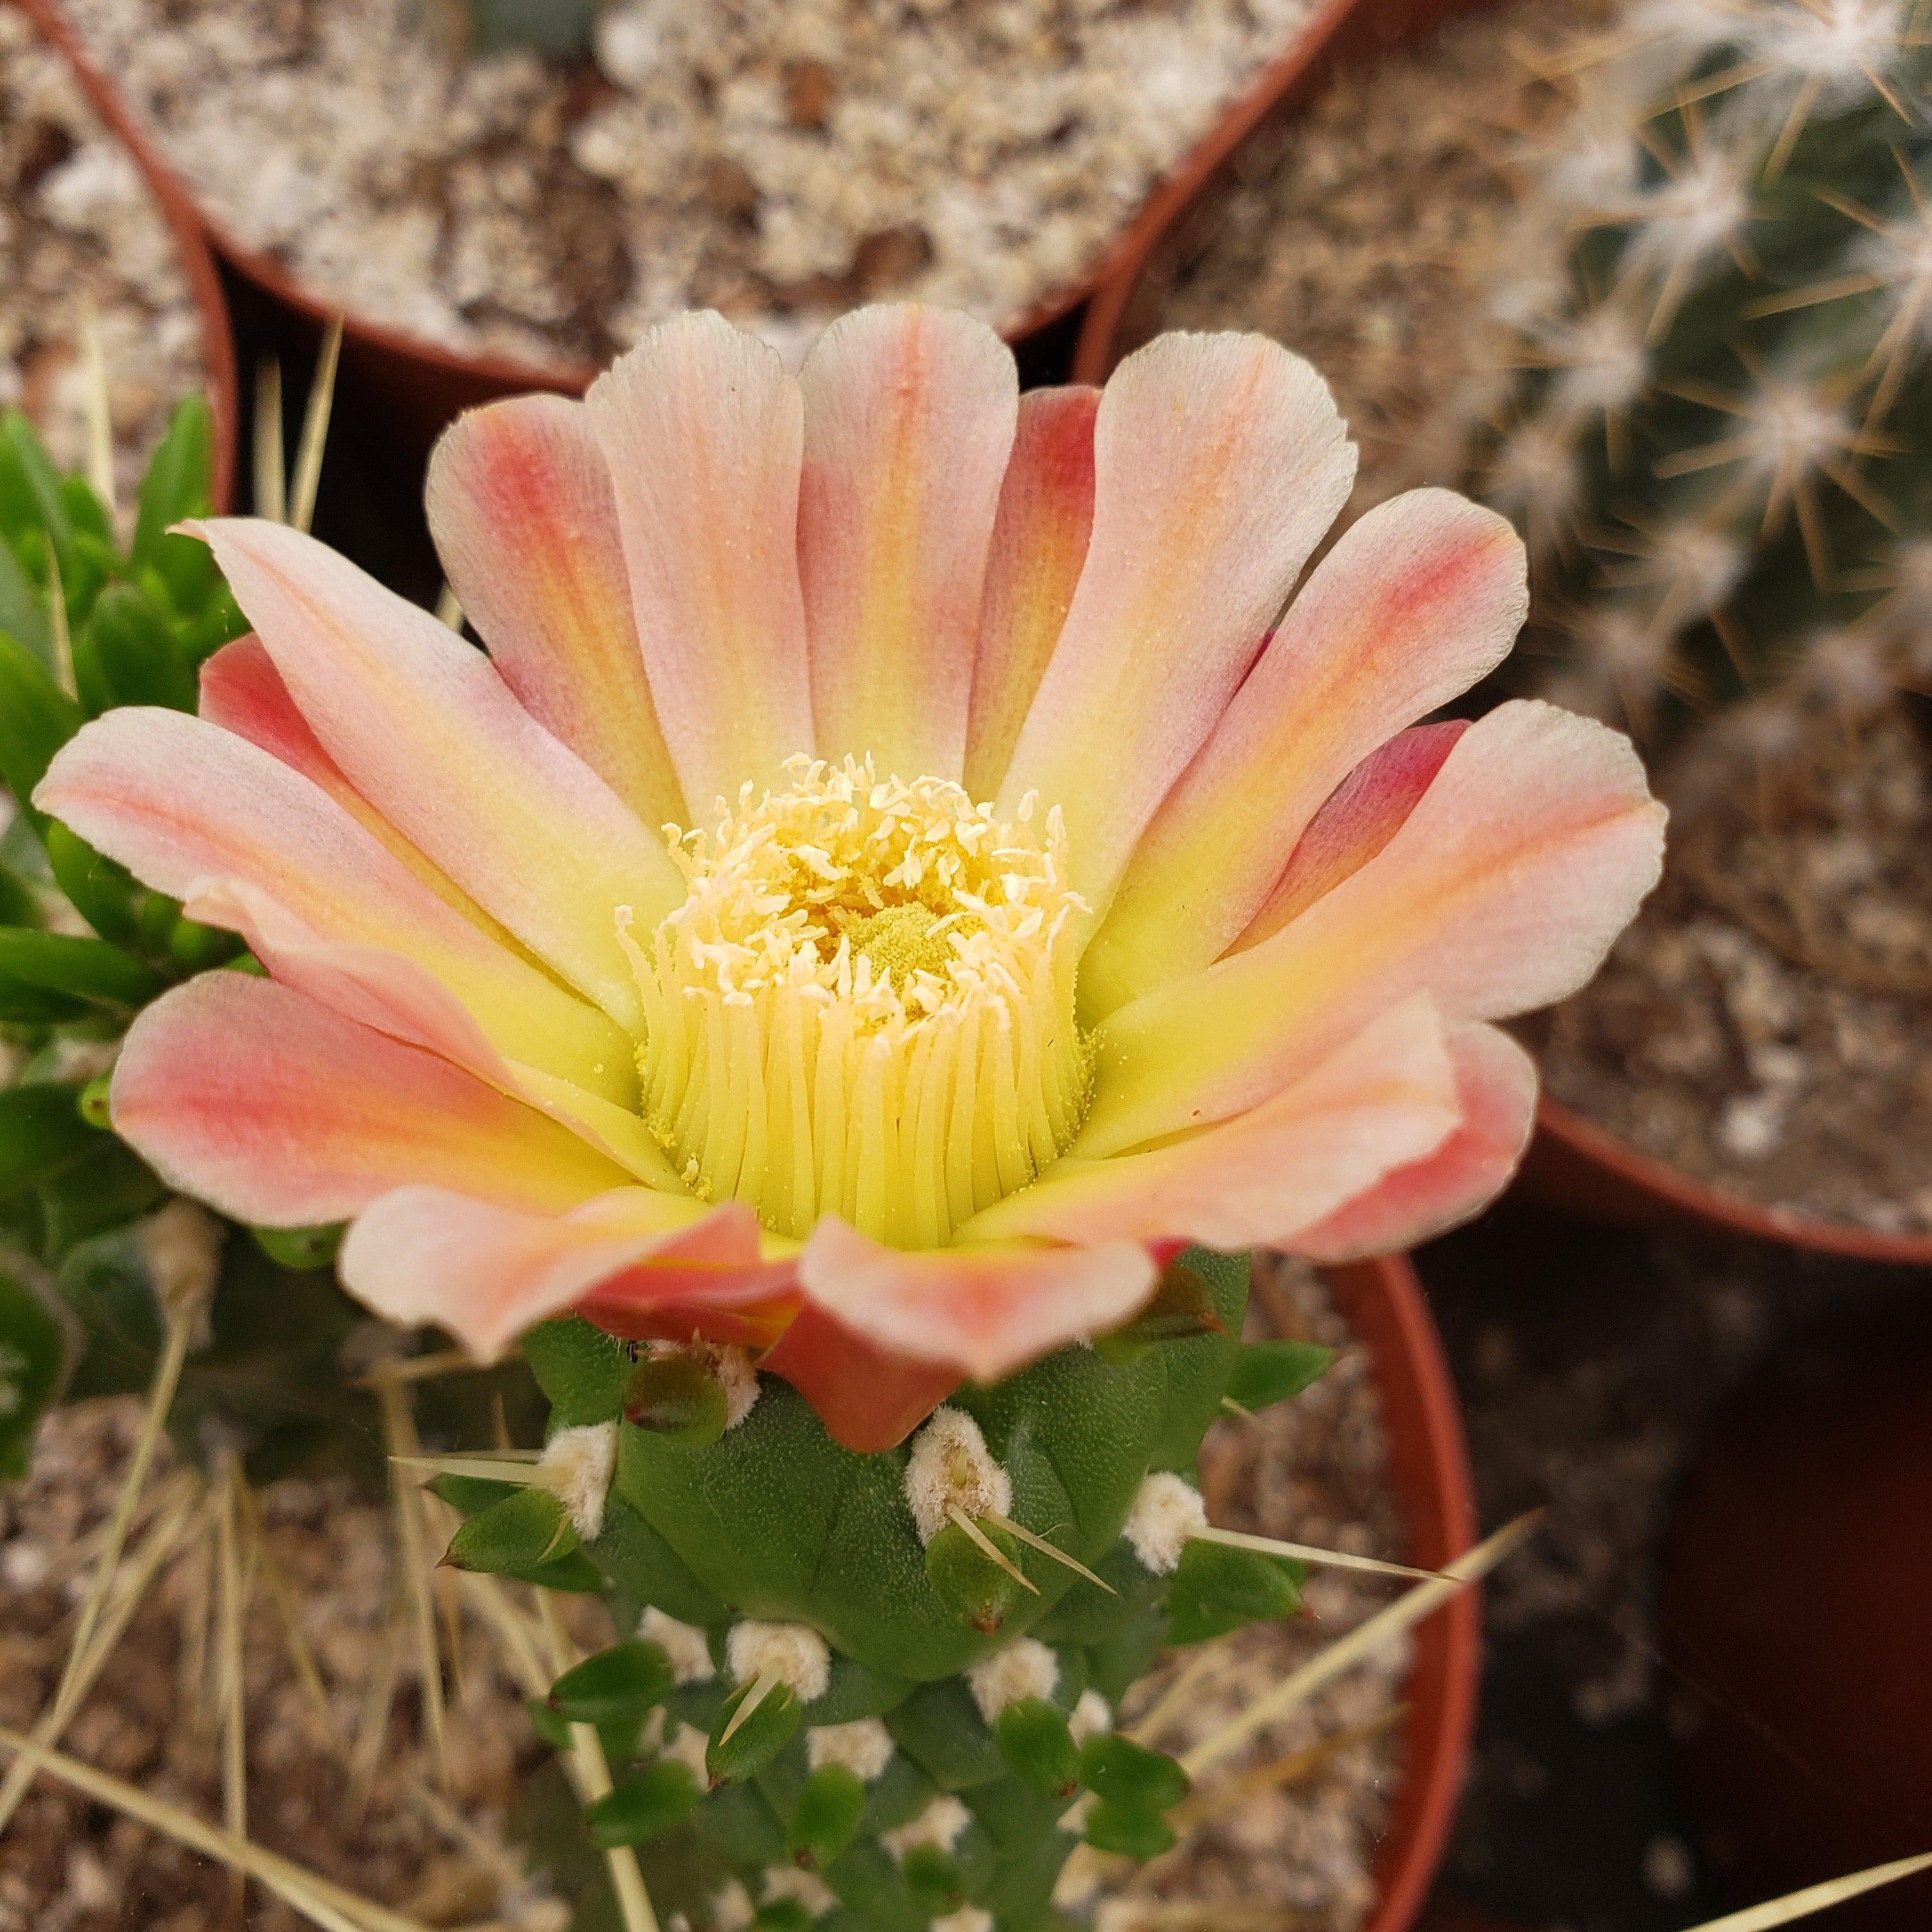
[1461,0,1932,792]
[448,1249,1326,1931]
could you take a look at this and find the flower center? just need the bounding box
[627,757,1091,1246]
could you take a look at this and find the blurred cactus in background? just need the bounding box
[418,0,604,61]
[1452,0,1932,796]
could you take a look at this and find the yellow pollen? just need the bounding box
[626,756,1091,1247]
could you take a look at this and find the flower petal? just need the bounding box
[1238,719,1470,945]
[799,304,1019,780]
[1292,1022,1537,1261]
[426,393,687,829]
[760,1307,962,1453]
[193,517,678,1028]
[963,385,1099,800]
[338,1185,758,1361]
[796,1217,1156,1384]
[584,312,814,811]
[37,706,631,1098]
[960,994,1460,1250]
[200,634,530,945]
[1076,700,1667,1157]
[1082,492,1525,1013]
[112,973,631,1230]
[996,332,1354,918]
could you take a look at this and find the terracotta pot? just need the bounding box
[29,0,1437,452]
[1323,1253,1481,1932]
[1522,1098,1932,1267]
[1657,1296,1932,1932]
[15,0,238,513]
[1070,0,1932,1270]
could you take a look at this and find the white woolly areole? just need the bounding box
[1068,1689,1113,1746]
[967,1637,1057,1725]
[932,1910,994,1932]
[662,1722,711,1783]
[640,1607,715,1684]
[882,1794,971,1859]
[727,1619,831,1703]
[806,1717,895,1781]
[647,1338,760,1427]
[761,1866,834,1913]
[537,1423,617,1542]
[140,1199,222,1329]
[707,1879,754,1932]
[1124,1472,1206,1576]
[904,1407,1013,1545]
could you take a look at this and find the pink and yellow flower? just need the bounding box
[35,305,1664,1450]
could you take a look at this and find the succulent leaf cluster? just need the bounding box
[1461,0,1932,789]
[444,1249,1333,1932]
[0,403,491,1482]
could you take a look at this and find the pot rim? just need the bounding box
[1534,1096,1932,1266]
[1320,1252,1481,1932]
[33,0,1370,389]
[18,0,238,514]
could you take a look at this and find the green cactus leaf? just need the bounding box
[1077,1733,1188,1812]
[79,582,199,715]
[1165,1537,1304,1646]
[0,631,84,816]
[549,1639,676,1726]
[248,1223,345,1272]
[0,414,72,571]
[993,1698,1079,1801]
[708,1676,803,1784]
[1032,1539,1160,1647]
[524,1313,631,1424]
[37,1136,165,1256]
[624,1349,729,1447]
[429,1472,523,1514]
[898,1842,965,1917]
[1091,1259,1225,1363]
[817,1837,924,1929]
[786,1761,867,1870]
[1081,1797,1174,1861]
[854,1749,934,1839]
[0,1267,72,1479]
[132,397,214,573]
[0,1084,99,1197]
[0,928,162,1011]
[1226,1338,1335,1412]
[444,1484,578,1577]
[42,824,141,949]
[584,1759,704,1849]
[925,1514,1028,1637]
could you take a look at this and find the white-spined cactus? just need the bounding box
[1457,0,1932,792]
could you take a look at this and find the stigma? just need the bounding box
[628,757,1091,1246]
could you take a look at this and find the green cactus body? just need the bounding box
[1466,0,1932,788]
[469,1247,1313,1931]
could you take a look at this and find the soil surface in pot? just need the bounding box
[1,6,211,501]
[66,0,1318,371]
[2,1262,1415,1932]
[1420,1201,1920,1932]
[1106,1256,1410,1932]
[1130,0,1616,517]
[1531,701,1932,1238]
[0,1399,569,1932]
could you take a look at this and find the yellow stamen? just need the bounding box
[631,756,1091,1246]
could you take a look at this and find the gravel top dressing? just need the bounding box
[65,0,1318,369]
[1536,703,1932,1238]
[1,6,210,506]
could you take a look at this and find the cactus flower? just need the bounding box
[35,305,1663,1450]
